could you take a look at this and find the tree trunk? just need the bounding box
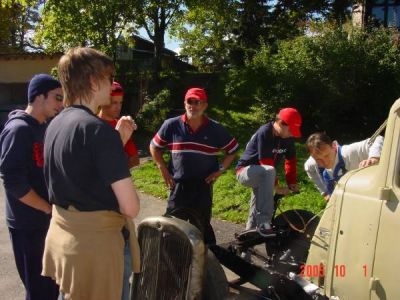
[152,6,166,92]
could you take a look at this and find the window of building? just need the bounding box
[369,0,400,28]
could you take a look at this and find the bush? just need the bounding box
[226,24,400,140]
[135,89,172,133]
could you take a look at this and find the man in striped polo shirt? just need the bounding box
[150,87,239,244]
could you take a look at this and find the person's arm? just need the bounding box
[284,140,299,192]
[0,125,52,212]
[124,139,140,169]
[304,156,328,195]
[128,155,140,169]
[359,135,384,167]
[111,177,140,218]
[149,144,175,188]
[205,128,239,184]
[115,116,135,145]
[19,189,52,214]
[205,153,236,184]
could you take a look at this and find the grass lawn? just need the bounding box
[132,107,326,224]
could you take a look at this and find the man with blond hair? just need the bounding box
[42,47,140,299]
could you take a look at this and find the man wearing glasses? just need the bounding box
[236,108,302,238]
[150,87,239,244]
[0,74,63,300]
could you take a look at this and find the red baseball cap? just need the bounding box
[184,88,207,102]
[111,81,124,96]
[278,107,302,138]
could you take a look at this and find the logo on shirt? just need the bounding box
[272,148,287,154]
[32,142,44,167]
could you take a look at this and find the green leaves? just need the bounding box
[0,0,40,52]
[226,24,400,140]
[35,0,138,56]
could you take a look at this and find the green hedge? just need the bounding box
[225,25,400,141]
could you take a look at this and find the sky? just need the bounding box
[138,28,181,54]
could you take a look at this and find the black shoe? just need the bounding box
[257,223,276,237]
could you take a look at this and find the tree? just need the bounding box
[171,0,237,71]
[135,0,185,74]
[35,0,138,59]
[328,0,356,26]
[174,0,337,70]
[226,25,400,139]
[173,0,356,70]
[0,0,42,52]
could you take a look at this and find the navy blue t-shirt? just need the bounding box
[236,121,297,184]
[0,110,51,229]
[44,105,131,211]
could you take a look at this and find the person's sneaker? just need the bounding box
[257,223,276,237]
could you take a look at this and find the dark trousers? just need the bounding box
[9,228,59,300]
[166,180,216,245]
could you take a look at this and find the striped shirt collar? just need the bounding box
[180,114,209,134]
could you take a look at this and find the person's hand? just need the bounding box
[116,116,135,145]
[323,194,331,202]
[288,183,300,193]
[205,170,223,184]
[159,165,175,189]
[131,118,138,131]
[359,157,380,168]
[43,203,52,215]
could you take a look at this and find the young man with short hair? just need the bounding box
[236,108,302,236]
[150,87,239,244]
[42,47,140,299]
[305,132,383,200]
[0,73,63,300]
[99,81,139,169]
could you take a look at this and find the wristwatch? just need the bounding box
[219,164,226,172]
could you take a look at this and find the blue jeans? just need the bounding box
[121,241,132,300]
[9,228,59,300]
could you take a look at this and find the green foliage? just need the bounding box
[132,161,168,199]
[135,88,172,133]
[171,1,237,72]
[0,0,40,52]
[226,24,400,140]
[174,0,355,70]
[35,0,138,56]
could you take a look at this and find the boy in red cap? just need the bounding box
[98,81,139,169]
[150,87,239,244]
[236,107,302,240]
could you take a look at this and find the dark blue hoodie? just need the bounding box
[0,110,51,229]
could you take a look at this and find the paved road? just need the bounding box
[0,187,256,300]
